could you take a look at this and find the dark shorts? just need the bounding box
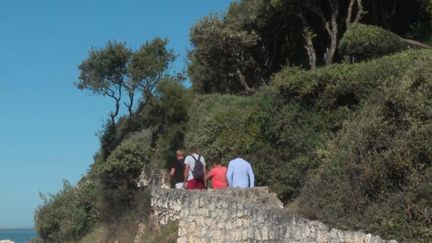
[186,179,205,190]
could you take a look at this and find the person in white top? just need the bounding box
[183,147,206,189]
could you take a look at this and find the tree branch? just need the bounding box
[312,7,331,36]
[354,0,364,23]
[299,12,317,70]
[400,37,431,49]
[236,68,253,92]
[346,0,356,26]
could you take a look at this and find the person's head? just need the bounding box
[231,147,242,159]
[190,147,198,154]
[212,155,223,166]
[176,150,185,160]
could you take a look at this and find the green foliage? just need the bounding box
[35,179,98,242]
[77,40,131,92]
[77,41,130,126]
[184,94,268,160]
[188,14,260,93]
[137,222,178,243]
[79,220,177,243]
[77,38,176,130]
[151,79,192,167]
[263,50,431,200]
[42,4,432,241]
[188,0,305,93]
[297,54,432,241]
[182,90,319,199]
[94,129,154,222]
[97,78,191,166]
[129,37,176,96]
[189,0,432,94]
[339,24,407,61]
[273,50,432,108]
[96,80,187,161]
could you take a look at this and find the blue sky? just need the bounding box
[0,0,233,228]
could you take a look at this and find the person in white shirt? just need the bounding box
[183,147,206,189]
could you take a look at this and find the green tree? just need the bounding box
[77,38,176,121]
[77,41,131,126]
[152,78,191,166]
[94,129,154,222]
[35,179,98,242]
[128,37,176,109]
[188,14,260,93]
[189,0,432,94]
[188,0,305,94]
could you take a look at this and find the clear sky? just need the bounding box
[0,0,233,228]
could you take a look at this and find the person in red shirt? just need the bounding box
[205,158,228,189]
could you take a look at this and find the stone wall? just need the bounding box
[150,186,281,225]
[150,187,397,243]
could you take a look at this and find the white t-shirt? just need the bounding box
[184,153,206,181]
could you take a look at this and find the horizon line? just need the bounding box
[0,227,35,230]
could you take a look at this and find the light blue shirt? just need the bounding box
[226,157,255,188]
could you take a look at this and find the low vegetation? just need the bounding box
[339,23,407,61]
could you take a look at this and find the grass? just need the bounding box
[78,221,178,243]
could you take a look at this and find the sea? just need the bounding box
[0,229,36,243]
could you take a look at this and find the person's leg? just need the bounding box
[175,182,184,189]
[195,179,205,189]
[187,179,198,189]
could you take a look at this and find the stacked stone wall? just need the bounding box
[150,187,397,243]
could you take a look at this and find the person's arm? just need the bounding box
[248,164,255,188]
[205,168,213,181]
[184,163,190,188]
[203,165,207,187]
[169,168,175,177]
[226,162,233,187]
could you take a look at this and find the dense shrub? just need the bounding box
[261,50,427,200]
[183,88,336,200]
[184,93,269,160]
[94,129,154,222]
[273,50,432,109]
[150,79,192,168]
[339,23,407,61]
[184,93,294,195]
[35,179,98,242]
[183,50,432,202]
[99,78,191,168]
[37,49,432,242]
[79,220,177,243]
[298,59,432,241]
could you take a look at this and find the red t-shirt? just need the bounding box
[207,165,228,189]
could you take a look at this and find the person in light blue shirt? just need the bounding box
[226,157,255,188]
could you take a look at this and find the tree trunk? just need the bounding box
[110,84,122,127]
[236,68,253,92]
[326,14,338,65]
[298,13,317,70]
[304,30,317,70]
[346,0,364,26]
[126,90,134,117]
[312,0,339,65]
[105,84,122,127]
[354,0,364,23]
[325,1,339,65]
[346,0,356,26]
